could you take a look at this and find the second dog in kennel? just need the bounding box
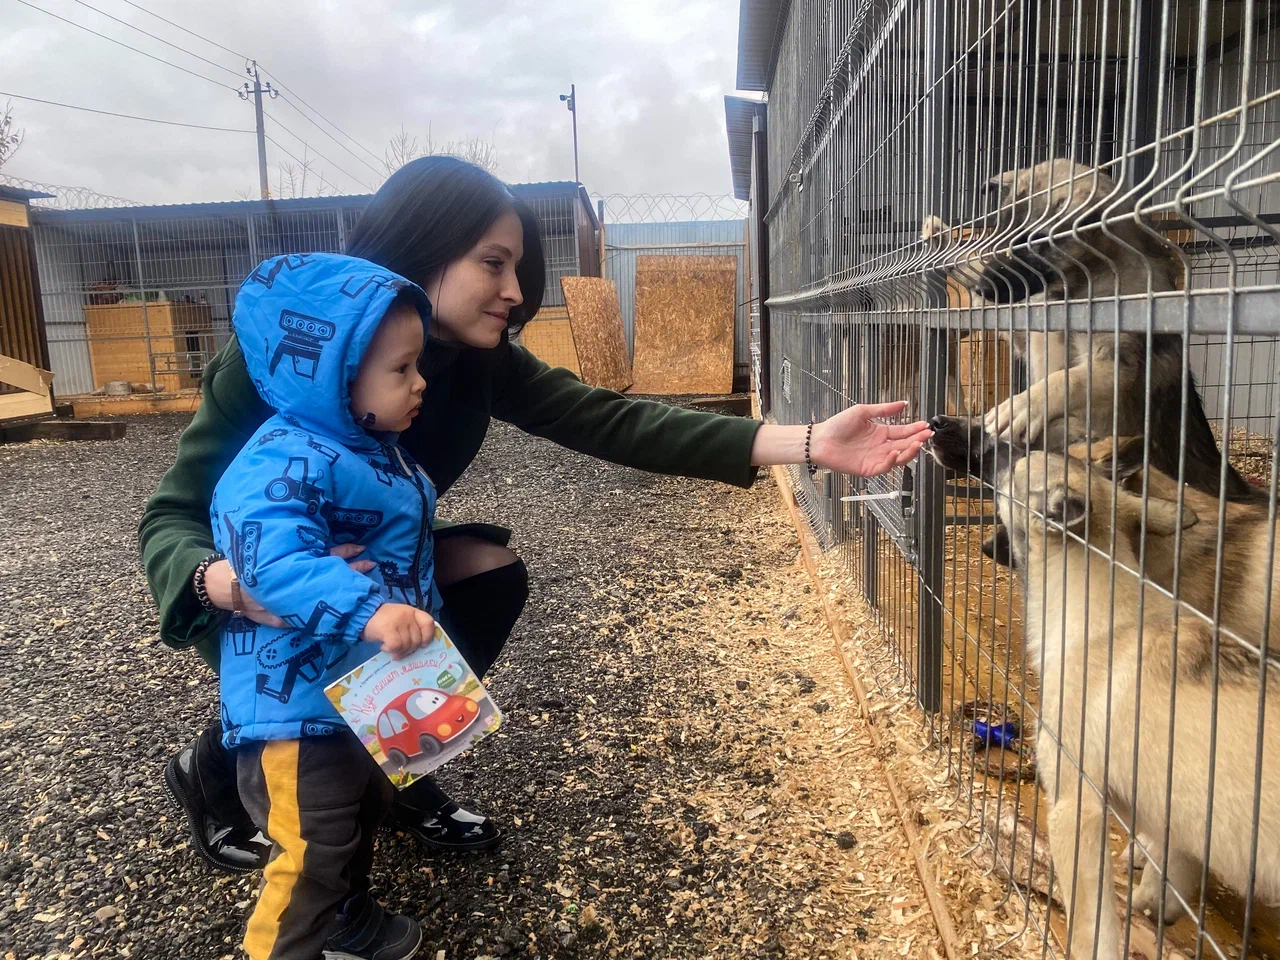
[929,415,1280,959]
[922,158,1253,502]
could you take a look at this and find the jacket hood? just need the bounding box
[233,253,431,449]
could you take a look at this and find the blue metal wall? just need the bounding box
[602,220,750,380]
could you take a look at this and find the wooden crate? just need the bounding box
[83,301,212,391]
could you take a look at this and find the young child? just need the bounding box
[210,252,439,960]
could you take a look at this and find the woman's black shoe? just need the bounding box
[389,797,503,853]
[163,726,271,873]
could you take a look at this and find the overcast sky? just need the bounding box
[1,0,750,204]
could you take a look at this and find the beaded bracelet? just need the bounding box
[192,552,225,612]
[805,422,817,477]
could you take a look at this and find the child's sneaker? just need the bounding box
[324,893,422,960]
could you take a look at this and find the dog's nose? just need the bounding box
[928,415,949,433]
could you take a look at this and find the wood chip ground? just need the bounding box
[0,412,1043,960]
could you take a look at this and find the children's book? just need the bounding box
[324,624,502,788]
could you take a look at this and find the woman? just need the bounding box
[140,156,933,873]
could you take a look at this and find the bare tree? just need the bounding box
[275,146,337,198]
[382,124,430,176]
[237,145,337,200]
[382,124,499,179]
[444,137,499,174]
[0,101,25,170]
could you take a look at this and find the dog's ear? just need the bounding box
[981,525,1015,568]
[1045,488,1088,530]
[1097,436,1147,485]
[983,176,1009,208]
[1142,497,1200,535]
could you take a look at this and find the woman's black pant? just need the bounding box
[200,559,529,824]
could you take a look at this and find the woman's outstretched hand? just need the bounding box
[749,400,933,477]
[203,543,378,627]
[811,401,934,477]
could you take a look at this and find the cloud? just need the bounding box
[1,0,743,203]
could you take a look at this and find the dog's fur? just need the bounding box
[1072,435,1280,657]
[930,415,1280,958]
[922,159,1254,502]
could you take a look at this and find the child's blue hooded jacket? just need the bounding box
[211,253,440,748]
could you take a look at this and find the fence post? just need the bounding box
[861,323,879,604]
[917,330,946,713]
[130,218,156,394]
[1127,0,1161,187]
[751,108,772,416]
[247,213,258,266]
[915,0,954,714]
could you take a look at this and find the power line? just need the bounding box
[263,112,375,192]
[90,0,386,178]
[262,133,372,198]
[11,0,235,91]
[260,68,385,166]
[274,93,383,178]
[261,134,331,192]
[0,91,254,133]
[60,0,245,80]
[113,0,250,61]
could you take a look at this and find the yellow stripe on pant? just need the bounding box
[244,740,307,960]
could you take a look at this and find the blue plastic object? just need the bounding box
[972,720,1020,749]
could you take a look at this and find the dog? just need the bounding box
[929,414,1280,958]
[921,159,1254,503]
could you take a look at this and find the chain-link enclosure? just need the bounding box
[739,0,1280,956]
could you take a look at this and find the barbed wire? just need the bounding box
[592,192,748,224]
[0,177,748,220]
[0,173,139,209]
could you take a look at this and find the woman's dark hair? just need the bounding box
[344,155,545,331]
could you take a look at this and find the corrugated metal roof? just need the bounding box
[0,185,53,203]
[736,0,788,91]
[725,96,764,202]
[29,180,589,225]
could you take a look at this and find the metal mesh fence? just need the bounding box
[30,192,586,397]
[755,1,1280,957]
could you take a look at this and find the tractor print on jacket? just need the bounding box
[211,253,440,748]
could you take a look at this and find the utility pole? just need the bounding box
[559,84,579,184]
[239,60,278,199]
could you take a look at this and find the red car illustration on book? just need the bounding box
[376,687,480,768]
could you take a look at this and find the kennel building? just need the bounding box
[731,0,1280,956]
[28,182,600,398]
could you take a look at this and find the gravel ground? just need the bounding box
[0,413,947,960]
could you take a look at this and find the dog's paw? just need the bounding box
[984,395,1025,438]
[985,392,1045,443]
[1129,870,1186,925]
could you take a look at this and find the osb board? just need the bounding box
[518,318,581,377]
[630,254,735,395]
[0,200,29,229]
[560,277,631,392]
[955,333,1012,414]
[69,392,201,417]
[0,390,53,423]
